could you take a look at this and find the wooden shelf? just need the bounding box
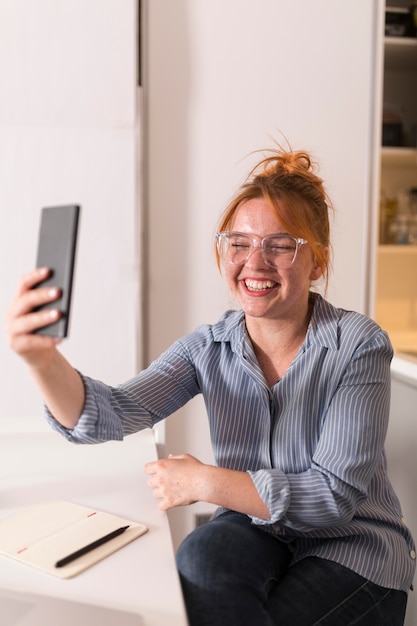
[381,146,417,164]
[378,244,417,254]
[389,330,417,354]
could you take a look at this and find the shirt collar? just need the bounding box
[305,293,340,350]
[211,293,341,352]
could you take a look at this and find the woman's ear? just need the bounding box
[310,263,323,282]
[309,246,329,281]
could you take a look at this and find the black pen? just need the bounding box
[55,525,130,568]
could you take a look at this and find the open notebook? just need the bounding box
[0,588,143,626]
[0,500,147,579]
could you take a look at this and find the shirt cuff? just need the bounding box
[43,374,124,443]
[247,468,290,525]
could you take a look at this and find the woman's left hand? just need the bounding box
[145,452,271,519]
[144,453,205,511]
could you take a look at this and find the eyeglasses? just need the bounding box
[216,231,308,269]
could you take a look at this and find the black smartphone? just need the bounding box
[33,204,80,337]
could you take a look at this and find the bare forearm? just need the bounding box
[29,350,85,429]
[200,465,270,520]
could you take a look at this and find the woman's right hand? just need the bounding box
[6,267,86,429]
[6,267,62,369]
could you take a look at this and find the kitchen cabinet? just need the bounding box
[374,12,417,358]
[373,16,417,622]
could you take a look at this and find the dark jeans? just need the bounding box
[176,511,407,626]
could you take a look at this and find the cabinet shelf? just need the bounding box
[381,146,417,164]
[374,17,417,357]
[384,36,417,70]
[378,244,417,255]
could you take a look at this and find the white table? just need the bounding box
[0,420,188,626]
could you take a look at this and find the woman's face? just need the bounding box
[224,198,322,322]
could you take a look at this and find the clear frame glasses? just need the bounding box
[216,231,308,269]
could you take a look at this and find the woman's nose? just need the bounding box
[245,244,269,268]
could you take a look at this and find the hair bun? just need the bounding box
[254,147,315,179]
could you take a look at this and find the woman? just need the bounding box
[7,146,415,625]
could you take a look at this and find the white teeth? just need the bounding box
[245,279,276,291]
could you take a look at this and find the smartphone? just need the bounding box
[33,204,80,337]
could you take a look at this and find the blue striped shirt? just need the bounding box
[47,294,416,592]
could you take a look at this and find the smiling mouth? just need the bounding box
[244,279,277,292]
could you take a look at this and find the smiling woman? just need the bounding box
[212,147,331,368]
[6,142,415,626]
[218,196,321,349]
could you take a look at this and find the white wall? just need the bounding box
[145,0,382,547]
[0,0,142,421]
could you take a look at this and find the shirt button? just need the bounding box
[410,550,416,560]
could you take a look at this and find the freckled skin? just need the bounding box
[224,198,322,327]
